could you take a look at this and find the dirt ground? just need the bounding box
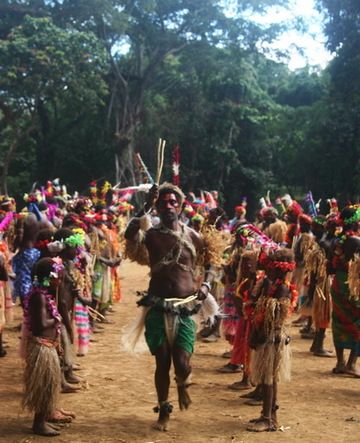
[0,259,359,443]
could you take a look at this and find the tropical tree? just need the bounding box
[0,15,109,193]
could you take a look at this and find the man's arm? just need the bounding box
[57,285,73,343]
[31,292,57,332]
[189,230,212,300]
[99,256,122,267]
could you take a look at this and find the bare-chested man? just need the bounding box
[125,183,211,431]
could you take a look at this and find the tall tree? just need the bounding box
[49,0,293,184]
[0,15,108,193]
[315,0,360,199]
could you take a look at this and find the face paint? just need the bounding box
[157,193,180,223]
[157,193,179,210]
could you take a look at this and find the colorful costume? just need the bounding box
[139,293,199,355]
[22,288,61,417]
[250,279,297,385]
[331,250,360,355]
[92,228,112,310]
[222,284,240,344]
[12,248,41,303]
[230,276,257,369]
[305,242,332,330]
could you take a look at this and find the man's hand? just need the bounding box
[144,184,159,211]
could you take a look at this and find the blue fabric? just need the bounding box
[12,248,41,300]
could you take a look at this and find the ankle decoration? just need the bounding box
[153,402,173,414]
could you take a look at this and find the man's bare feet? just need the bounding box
[240,386,262,399]
[153,417,170,432]
[332,362,346,374]
[247,416,276,432]
[177,385,192,410]
[48,410,72,423]
[314,348,335,357]
[244,398,263,406]
[61,383,81,393]
[48,423,61,431]
[32,422,60,436]
[217,363,242,373]
[59,408,76,419]
[228,380,252,391]
[344,366,360,378]
[65,372,81,384]
[152,402,172,431]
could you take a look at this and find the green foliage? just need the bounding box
[0,14,109,193]
[0,1,359,211]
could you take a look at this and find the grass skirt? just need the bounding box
[313,276,332,329]
[23,337,61,416]
[251,339,291,385]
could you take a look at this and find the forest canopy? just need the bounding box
[0,0,359,213]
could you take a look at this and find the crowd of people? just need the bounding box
[0,178,359,436]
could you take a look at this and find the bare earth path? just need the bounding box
[0,260,359,443]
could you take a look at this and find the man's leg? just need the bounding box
[345,349,359,377]
[247,384,275,432]
[333,346,346,373]
[312,328,334,357]
[173,347,192,410]
[153,342,172,431]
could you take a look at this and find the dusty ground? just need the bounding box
[0,259,359,443]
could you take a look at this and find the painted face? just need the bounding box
[157,193,180,222]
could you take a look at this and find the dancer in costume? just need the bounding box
[51,228,84,392]
[329,207,360,377]
[228,250,259,390]
[125,183,218,431]
[22,257,63,436]
[92,213,121,317]
[292,214,314,337]
[0,209,15,355]
[218,228,244,372]
[247,248,297,432]
[282,196,302,248]
[306,216,334,357]
[199,208,228,343]
[261,207,287,244]
[229,204,247,231]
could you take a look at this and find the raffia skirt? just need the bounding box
[23,336,61,417]
[250,339,291,386]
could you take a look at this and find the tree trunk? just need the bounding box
[0,138,18,195]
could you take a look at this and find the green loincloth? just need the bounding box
[145,307,196,355]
